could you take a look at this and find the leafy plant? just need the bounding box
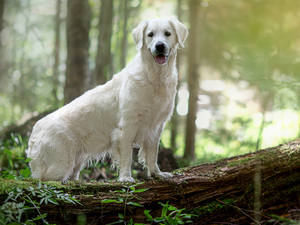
[0,133,32,180]
[102,184,196,225]
[102,182,148,225]
[0,181,82,224]
[144,201,197,225]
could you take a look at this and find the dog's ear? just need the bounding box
[132,20,148,51]
[170,20,188,48]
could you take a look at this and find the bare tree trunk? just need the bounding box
[0,0,5,81]
[64,0,91,104]
[52,0,61,107]
[184,0,201,160]
[94,0,113,85]
[120,0,129,69]
[0,0,4,36]
[170,0,182,151]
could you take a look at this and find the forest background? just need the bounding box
[0,0,300,166]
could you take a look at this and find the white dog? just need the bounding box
[26,18,188,182]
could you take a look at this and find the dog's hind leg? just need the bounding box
[33,138,79,182]
[68,151,86,181]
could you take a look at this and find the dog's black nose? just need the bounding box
[155,42,165,53]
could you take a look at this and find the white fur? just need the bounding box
[26,18,188,182]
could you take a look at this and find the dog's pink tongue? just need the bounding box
[155,55,167,64]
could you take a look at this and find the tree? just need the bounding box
[94,0,114,85]
[184,0,201,160]
[0,0,5,42]
[120,0,130,69]
[0,0,5,82]
[52,0,61,107]
[170,0,183,152]
[64,0,91,104]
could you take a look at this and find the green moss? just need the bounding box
[188,198,235,217]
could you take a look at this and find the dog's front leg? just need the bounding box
[117,124,137,182]
[144,125,173,179]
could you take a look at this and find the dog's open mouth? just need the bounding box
[154,54,169,65]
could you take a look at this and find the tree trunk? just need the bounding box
[184,0,201,160]
[52,0,61,107]
[0,0,5,81]
[0,0,5,37]
[94,0,113,85]
[64,0,91,104]
[120,0,129,69]
[3,140,300,224]
[170,0,182,151]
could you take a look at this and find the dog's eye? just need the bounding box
[165,31,171,37]
[148,32,154,37]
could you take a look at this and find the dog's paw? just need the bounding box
[61,179,69,185]
[156,172,174,179]
[118,176,135,182]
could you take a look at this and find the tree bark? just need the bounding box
[52,0,61,107]
[0,0,6,81]
[0,0,5,36]
[94,0,113,85]
[184,0,201,160]
[3,139,299,224]
[64,0,91,104]
[120,0,129,69]
[170,0,183,151]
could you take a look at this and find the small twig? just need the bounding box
[216,199,261,224]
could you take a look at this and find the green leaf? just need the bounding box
[32,213,48,221]
[182,214,191,219]
[144,210,153,221]
[48,198,59,205]
[65,197,76,204]
[128,218,133,225]
[3,149,12,156]
[117,197,123,202]
[20,168,31,178]
[153,217,165,222]
[129,186,135,191]
[133,188,148,193]
[6,174,16,180]
[118,213,124,219]
[127,202,143,207]
[102,199,119,203]
[168,205,178,211]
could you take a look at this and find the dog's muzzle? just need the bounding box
[153,42,169,65]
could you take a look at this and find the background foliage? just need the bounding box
[0,0,300,166]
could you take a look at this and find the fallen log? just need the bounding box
[1,139,300,224]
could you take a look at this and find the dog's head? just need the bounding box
[132,18,188,66]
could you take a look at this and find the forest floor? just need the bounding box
[1,139,300,224]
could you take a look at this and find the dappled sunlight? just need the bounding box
[1,0,300,167]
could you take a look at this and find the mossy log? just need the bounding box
[1,140,300,224]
